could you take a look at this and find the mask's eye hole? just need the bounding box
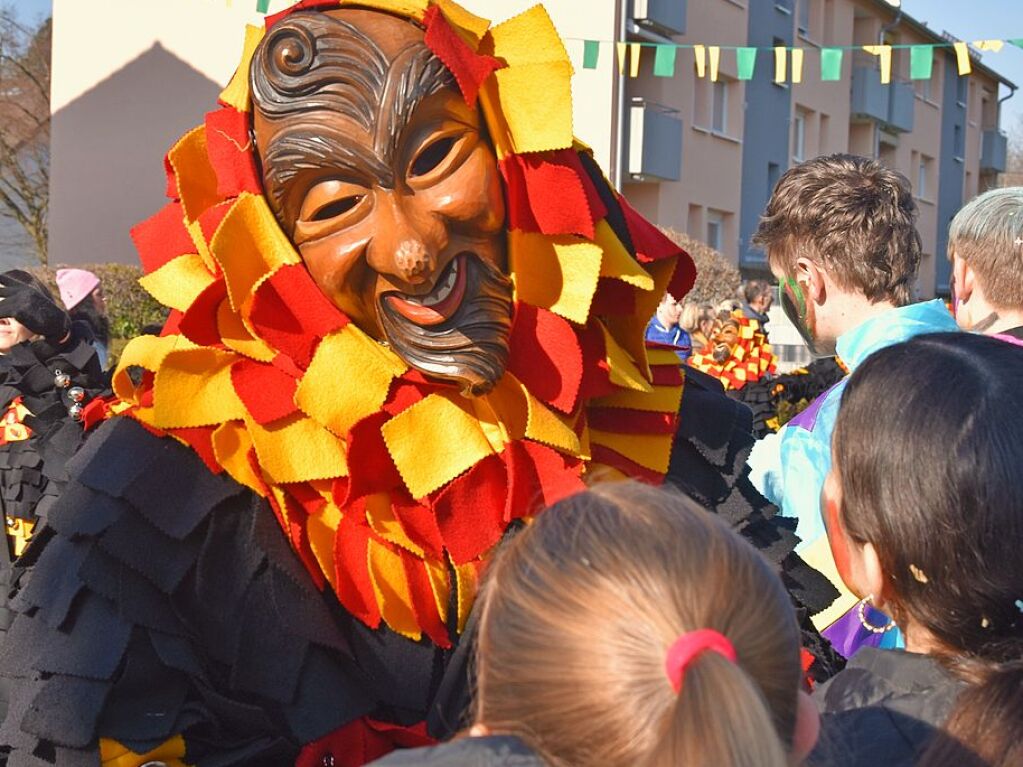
[410,136,455,178]
[310,195,363,222]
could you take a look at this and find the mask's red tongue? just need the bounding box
[384,257,468,326]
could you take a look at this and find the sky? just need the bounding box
[901,0,1023,133]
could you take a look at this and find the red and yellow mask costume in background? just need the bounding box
[688,311,776,391]
[118,0,694,648]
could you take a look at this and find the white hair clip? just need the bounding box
[1016,237,1023,247]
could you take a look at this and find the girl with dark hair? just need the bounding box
[370,482,821,767]
[813,332,1023,767]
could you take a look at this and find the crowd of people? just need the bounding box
[0,2,1018,766]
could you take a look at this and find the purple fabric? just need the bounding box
[788,381,843,432]
[823,602,891,659]
[994,333,1023,348]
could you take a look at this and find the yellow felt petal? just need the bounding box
[485,4,569,67]
[509,231,601,325]
[455,560,479,634]
[434,0,490,47]
[138,253,215,312]
[212,420,264,494]
[217,297,276,362]
[802,535,858,631]
[296,326,407,437]
[366,492,425,558]
[307,503,342,592]
[601,323,653,393]
[167,126,219,224]
[153,347,246,428]
[382,393,495,499]
[589,428,673,474]
[100,736,187,767]
[477,81,515,160]
[595,220,655,290]
[648,348,684,367]
[604,259,675,380]
[468,394,512,453]
[593,382,684,414]
[368,539,421,640]
[210,194,301,313]
[220,25,264,112]
[343,0,427,21]
[187,219,217,274]
[246,412,349,483]
[424,556,450,625]
[112,334,186,403]
[489,63,574,154]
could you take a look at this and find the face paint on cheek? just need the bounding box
[823,497,856,592]
[779,277,821,356]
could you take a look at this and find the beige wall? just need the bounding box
[622,0,748,262]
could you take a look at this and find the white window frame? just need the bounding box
[792,111,806,163]
[706,210,725,252]
[711,80,728,134]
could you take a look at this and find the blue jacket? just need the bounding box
[748,300,957,550]
[644,318,692,361]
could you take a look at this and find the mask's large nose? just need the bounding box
[367,193,446,287]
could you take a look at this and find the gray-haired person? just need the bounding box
[948,187,1023,344]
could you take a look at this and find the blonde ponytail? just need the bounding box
[473,481,802,767]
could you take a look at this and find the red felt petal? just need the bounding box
[171,426,223,476]
[519,440,586,508]
[589,278,637,316]
[402,551,451,648]
[382,377,427,418]
[296,719,433,767]
[650,363,684,387]
[248,264,348,368]
[230,358,299,425]
[343,411,404,503]
[178,281,227,347]
[130,202,195,274]
[666,251,697,302]
[432,454,507,565]
[590,443,666,484]
[618,195,683,264]
[506,304,584,414]
[197,201,233,251]
[205,107,262,199]
[576,321,617,401]
[423,5,502,108]
[500,150,600,239]
[285,481,328,516]
[588,408,677,435]
[264,0,338,30]
[391,500,445,559]
[334,513,382,628]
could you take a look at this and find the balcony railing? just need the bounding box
[981,129,1008,172]
[851,66,915,133]
[630,0,686,37]
[888,80,915,133]
[628,99,683,182]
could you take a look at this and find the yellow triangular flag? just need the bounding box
[862,44,892,84]
[975,39,1004,53]
[953,41,972,75]
[709,45,721,81]
[774,46,787,83]
[694,44,706,78]
[616,41,627,75]
[791,48,805,83]
[630,42,642,78]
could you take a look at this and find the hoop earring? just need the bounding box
[857,595,896,634]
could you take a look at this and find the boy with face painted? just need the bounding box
[747,155,957,654]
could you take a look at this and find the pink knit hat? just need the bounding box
[55,268,100,310]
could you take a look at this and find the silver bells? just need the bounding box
[54,369,87,421]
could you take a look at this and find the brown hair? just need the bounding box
[947,187,1023,309]
[752,154,921,306]
[473,482,802,767]
[833,333,1023,764]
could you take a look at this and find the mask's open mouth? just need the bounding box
[382,254,468,327]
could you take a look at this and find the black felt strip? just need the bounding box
[12,533,89,630]
[269,566,350,656]
[20,673,111,748]
[282,645,374,745]
[148,630,205,678]
[45,482,126,539]
[33,591,132,680]
[67,418,164,500]
[78,547,185,636]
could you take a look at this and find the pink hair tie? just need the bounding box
[665,629,737,693]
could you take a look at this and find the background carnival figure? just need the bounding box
[644,292,691,361]
[0,4,837,765]
[56,268,112,370]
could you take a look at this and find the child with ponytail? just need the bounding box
[814,332,1023,767]
[370,481,820,767]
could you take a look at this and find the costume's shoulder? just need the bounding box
[0,417,374,765]
[669,368,843,681]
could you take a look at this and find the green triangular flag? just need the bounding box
[653,45,677,77]
[821,48,843,81]
[583,40,600,70]
[910,45,934,80]
[736,47,757,80]
[1010,39,1023,51]
[257,0,271,12]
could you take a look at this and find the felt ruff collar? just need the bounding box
[688,313,776,391]
[116,0,695,647]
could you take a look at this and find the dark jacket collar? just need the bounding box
[367,736,545,767]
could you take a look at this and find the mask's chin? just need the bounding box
[378,254,513,396]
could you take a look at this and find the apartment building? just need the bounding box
[47,0,1012,299]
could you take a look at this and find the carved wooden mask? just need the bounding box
[250,9,511,395]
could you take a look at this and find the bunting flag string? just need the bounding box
[569,37,1023,85]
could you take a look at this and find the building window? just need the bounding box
[712,80,728,133]
[819,113,831,154]
[768,162,781,197]
[706,210,725,252]
[917,155,931,199]
[775,0,793,13]
[792,110,806,163]
[798,0,810,35]
[956,73,968,107]
[916,74,932,102]
[954,123,964,159]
